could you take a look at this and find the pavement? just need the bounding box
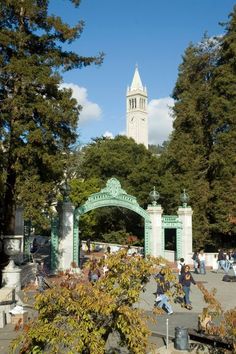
[0,264,235,353]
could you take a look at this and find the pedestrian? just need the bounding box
[212,254,218,272]
[232,261,236,277]
[217,249,226,272]
[103,246,111,275]
[192,251,200,274]
[177,258,185,280]
[88,258,101,283]
[36,262,45,293]
[86,238,91,253]
[179,264,196,310]
[154,268,173,315]
[225,251,232,273]
[198,249,206,274]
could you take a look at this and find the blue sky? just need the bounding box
[50,0,236,146]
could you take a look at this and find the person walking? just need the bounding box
[177,258,185,281]
[192,251,200,274]
[217,249,226,273]
[179,265,196,310]
[36,262,46,293]
[212,254,218,272]
[198,249,206,274]
[88,258,101,283]
[154,268,173,315]
[86,238,91,254]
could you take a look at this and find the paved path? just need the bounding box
[0,268,235,353]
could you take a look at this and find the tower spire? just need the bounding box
[131,66,143,90]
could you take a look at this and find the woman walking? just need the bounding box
[179,265,196,310]
[198,249,206,274]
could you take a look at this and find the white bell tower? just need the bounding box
[126,66,148,148]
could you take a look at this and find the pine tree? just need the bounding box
[158,37,219,247]
[0,0,103,234]
[208,6,236,245]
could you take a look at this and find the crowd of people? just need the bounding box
[154,247,236,315]
[190,248,236,275]
[34,243,235,315]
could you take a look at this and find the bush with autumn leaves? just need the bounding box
[12,250,179,353]
[11,250,236,353]
[197,282,236,353]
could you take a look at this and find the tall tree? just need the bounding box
[157,37,219,248]
[0,0,103,234]
[159,6,236,249]
[208,6,236,245]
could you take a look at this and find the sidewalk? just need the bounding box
[0,269,234,353]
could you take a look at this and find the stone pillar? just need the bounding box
[58,201,74,271]
[177,206,193,261]
[147,205,163,257]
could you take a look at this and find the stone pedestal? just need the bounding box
[177,206,193,261]
[58,202,75,271]
[0,287,16,325]
[2,236,22,292]
[2,262,22,292]
[147,204,163,257]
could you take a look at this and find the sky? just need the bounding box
[50,0,236,146]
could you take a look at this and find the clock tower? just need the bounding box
[126,66,148,148]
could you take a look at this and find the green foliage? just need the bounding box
[207,7,236,244]
[12,250,178,354]
[0,0,103,234]
[78,135,160,206]
[157,9,236,248]
[148,142,168,155]
[102,230,131,245]
[69,136,161,243]
[159,36,219,247]
[70,177,102,207]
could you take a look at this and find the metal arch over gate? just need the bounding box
[73,178,152,263]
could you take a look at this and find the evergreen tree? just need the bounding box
[0,0,103,234]
[208,6,236,245]
[159,6,236,249]
[158,37,219,247]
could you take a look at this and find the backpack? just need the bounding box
[180,263,185,274]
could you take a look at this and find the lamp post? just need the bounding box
[149,187,160,206]
[180,189,189,208]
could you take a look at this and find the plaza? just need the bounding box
[0,258,235,353]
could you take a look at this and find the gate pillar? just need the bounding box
[147,204,163,257]
[58,201,75,271]
[177,206,193,261]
